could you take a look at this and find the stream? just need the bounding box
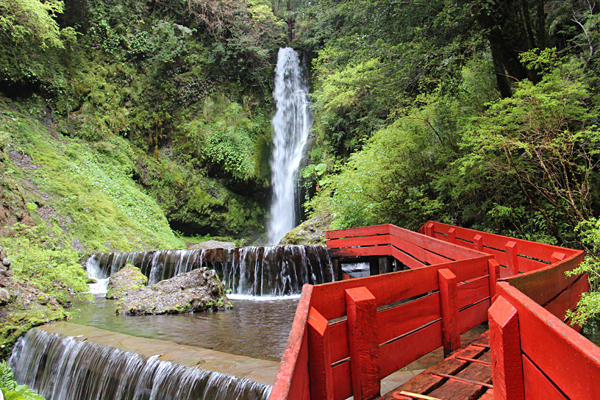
[70,295,299,361]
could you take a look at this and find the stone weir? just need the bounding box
[85,245,333,296]
[10,322,277,400]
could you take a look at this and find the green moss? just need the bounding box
[0,303,68,360]
[106,265,147,300]
[0,97,185,252]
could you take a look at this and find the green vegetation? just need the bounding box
[0,97,184,252]
[292,1,600,326]
[1,0,286,239]
[0,96,186,357]
[0,361,44,400]
[0,0,285,359]
[1,0,600,349]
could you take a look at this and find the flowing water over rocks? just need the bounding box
[86,245,332,296]
[10,328,273,400]
[267,47,313,245]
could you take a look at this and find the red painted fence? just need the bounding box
[421,221,597,399]
[270,222,593,400]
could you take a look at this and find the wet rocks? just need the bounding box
[106,264,147,300]
[188,240,235,250]
[0,261,67,359]
[279,210,334,245]
[0,288,11,306]
[0,248,11,278]
[115,268,231,315]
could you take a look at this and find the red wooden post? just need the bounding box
[551,252,566,264]
[438,268,460,357]
[448,228,457,244]
[425,222,434,237]
[308,307,334,400]
[345,287,380,400]
[488,259,500,300]
[505,241,519,275]
[271,285,313,400]
[473,234,483,252]
[488,296,525,400]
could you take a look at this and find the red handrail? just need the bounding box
[270,222,590,400]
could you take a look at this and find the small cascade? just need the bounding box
[86,245,333,296]
[267,47,313,245]
[9,329,272,400]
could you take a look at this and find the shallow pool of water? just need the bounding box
[70,295,298,361]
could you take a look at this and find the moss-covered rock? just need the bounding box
[0,272,68,360]
[279,210,334,245]
[106,264,148,300]
[115,268,231,315]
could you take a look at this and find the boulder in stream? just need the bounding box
[106,264,148,300]
[279,210,333,245]
[115,268,231,315]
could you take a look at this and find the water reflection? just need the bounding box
[70,296,298,361]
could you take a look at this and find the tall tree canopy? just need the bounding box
[299,0,600,245]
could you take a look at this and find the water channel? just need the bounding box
[69,295,298,361]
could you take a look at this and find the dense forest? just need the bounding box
[0,0,600,353]
[293,0,600,325]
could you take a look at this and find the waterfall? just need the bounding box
[9,329,272,400]
[86,245,333,296]
[267,47,313,245]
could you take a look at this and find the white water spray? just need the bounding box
[267,47,313,245]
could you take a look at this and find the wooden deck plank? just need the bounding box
[379,357,467,399]
[455,362,492,384]
[450,344,487,360]
[469,331,490,348]
[478,351,491,364]
[429,380,487,400]
[378,374,444,399]
[425,358,468,375]
[378,332,493,400]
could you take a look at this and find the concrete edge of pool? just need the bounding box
[39,321,280,387]
[38,320,488,395]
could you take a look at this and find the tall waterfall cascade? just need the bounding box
[86,245,333,297]
[267,47,313,245]
[10,329,272,400]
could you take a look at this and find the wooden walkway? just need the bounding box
[380,332,493,400]
[269,222,596,400]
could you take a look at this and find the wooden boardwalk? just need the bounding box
[270,222,597,400]
[380,332,492,400]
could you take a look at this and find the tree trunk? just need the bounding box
[287,0,294,42]
[477,0,544,97]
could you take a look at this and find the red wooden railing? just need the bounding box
[270,222,592,400]
[420,222,595,399]
[271,224,495,400]
[327,224,486,268]
[419,221,580,277]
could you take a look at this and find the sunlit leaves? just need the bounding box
[0,0,75,49]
